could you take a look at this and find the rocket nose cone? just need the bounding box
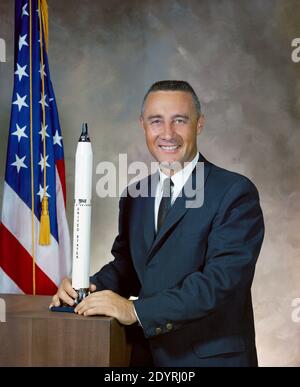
[82,123,88,135]
[79,123,90,142]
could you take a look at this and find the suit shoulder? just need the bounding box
[208,162,259,195]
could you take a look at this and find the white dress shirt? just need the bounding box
[154,152,199,233]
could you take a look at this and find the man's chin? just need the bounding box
[157,155,180,163]
[157,156,184,171]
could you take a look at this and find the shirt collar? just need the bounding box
[158,152,199,192]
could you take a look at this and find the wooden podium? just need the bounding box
[0,294,132,366]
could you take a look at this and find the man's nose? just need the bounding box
[161,123,175,140]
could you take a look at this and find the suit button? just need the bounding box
[155,327,162,335]
[166,323,173,330]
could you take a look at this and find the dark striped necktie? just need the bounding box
[157,177,174,233]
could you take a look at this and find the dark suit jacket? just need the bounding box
[91,153,265,367]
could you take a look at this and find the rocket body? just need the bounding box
[71,124,93,297]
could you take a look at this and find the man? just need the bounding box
[51,80,264,367]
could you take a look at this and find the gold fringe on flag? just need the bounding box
[40,0,48,51]
[38,0,50,245]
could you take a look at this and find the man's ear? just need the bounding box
[196,114,205,135]
[139,115,146,132]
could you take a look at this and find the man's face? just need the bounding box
[140,91,204,169]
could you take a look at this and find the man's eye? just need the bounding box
[151,120,161,125]
[174,119,185,124]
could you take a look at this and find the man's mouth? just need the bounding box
[158,145,181,151]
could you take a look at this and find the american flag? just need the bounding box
[0,0,71,294]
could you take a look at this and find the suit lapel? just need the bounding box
[146,153,211,262]
[142,172,159,252]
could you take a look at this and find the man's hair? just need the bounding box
[141,80,201,117]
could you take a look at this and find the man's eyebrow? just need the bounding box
[146,114,190,121]
[171,114,190,120]
[146,115,164,121]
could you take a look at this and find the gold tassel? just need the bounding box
[40,0,49,51]
[39,196,51,245]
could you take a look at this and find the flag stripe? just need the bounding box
[56,159,66,206]
[0,267,23,294]
[55,167,71,280]
[0,223,57,294]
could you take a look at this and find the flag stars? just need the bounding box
[39,63,47,79]
[12,124,28,142]
[13,93,29,112]
[38,154,50,172]
[18,34,28,51]
[22,3,29,17]
[37,185,50,202]
[53,130,63,147]
[39,93,49,109]
[15,63,29,81]
[39,124,50,140]
[11,154,27,173]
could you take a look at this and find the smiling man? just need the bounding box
[51,80,264,367]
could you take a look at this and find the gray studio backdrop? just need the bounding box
[0,0,299,366]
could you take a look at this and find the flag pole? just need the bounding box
[29,0,36,295]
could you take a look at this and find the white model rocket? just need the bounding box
[71,123,93,304]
